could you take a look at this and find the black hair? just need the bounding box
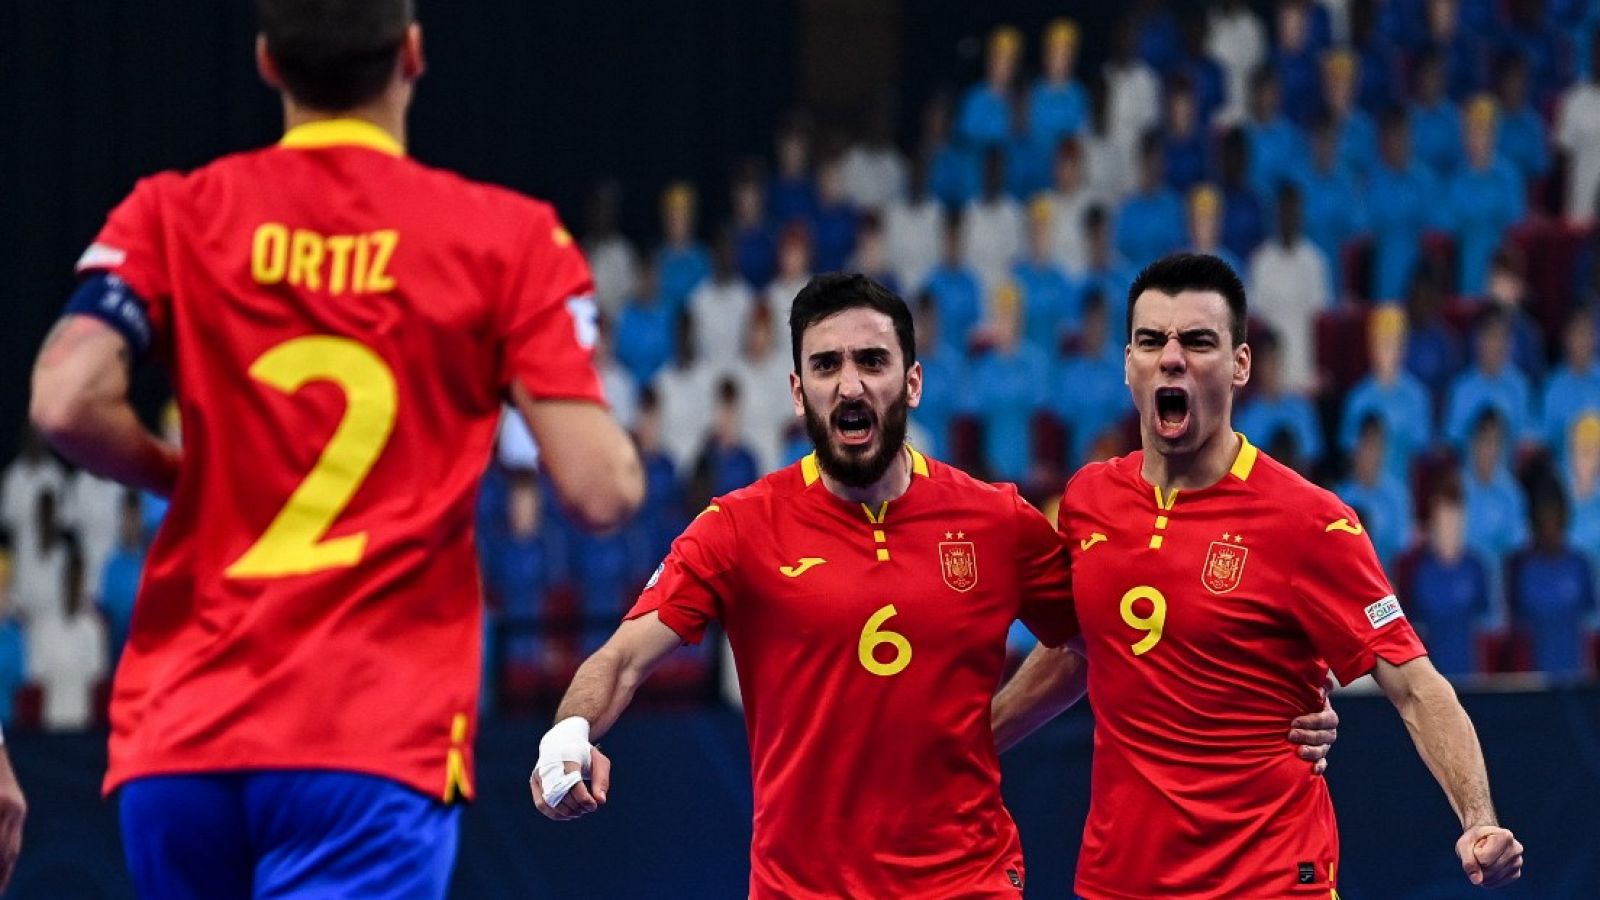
[789,274,916,373]
[258,0,413,111]
[1126,253,1249,346]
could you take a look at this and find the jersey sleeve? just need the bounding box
[1013,488,1078,647]
[74,175,175,348]
[498,204,606,404]
[1288,501,1427,684]
[624,504,738,644]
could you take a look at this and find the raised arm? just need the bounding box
[31,315,180,496]
[510,383,642,531]
[530,612,682,820]
[1371,655,1523,888]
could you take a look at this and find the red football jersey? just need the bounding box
[627,448,1078,898]
[1059,436,1427,899]
[77,119,604,800]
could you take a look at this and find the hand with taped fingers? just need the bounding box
[1456,824,1523,888]
[530,716,611,821]
[1286,690,1340,775]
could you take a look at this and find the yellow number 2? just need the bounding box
[225,336,398,579]
[1119,586,1167,656]
[858,604,912,676]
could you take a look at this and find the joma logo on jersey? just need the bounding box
[939,541,978,592]
[1201,538,1248,594]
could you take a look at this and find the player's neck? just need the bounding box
[819,446,913,508]
[282,96,407,150]
[1141,427,1242,493]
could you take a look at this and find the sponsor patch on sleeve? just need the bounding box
[1364,594,1404,629]
[75,242,127,272]
[645,562,664,590]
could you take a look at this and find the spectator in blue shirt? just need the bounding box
[1409,49,1465,178]
[1444,309,1537,450]
[1161,75,1211,193]
[1404,262,1466,401]
[1500,0,1568,110]
[1029,19,1088,148]
[1351,0,1404,114]
[1447,97,1527,297]
[1297,114,1369,298]
[1014,198,1077,353]
[1482,248,1547,382]
[731,164,777,289]
[1217,127,1268,263]
[910,292,974,460]
[483,469,567,655]
[1173,11,1227,127]
[770,121,818,227]
[614,262,676,389]
[1509,487,1597,676]
[1183,184,1246,275]
[1004,101,1052,200]
[1461,409,1531,567]
[1116,131,1186,269]
[1322,49,1379,179]
[99,488,144,668]
[1052,288,1133,468]
[625,387,688,584]
[923,92,980,209]
[1370,109,1446,302]
[811,153,860,273]
[924,213,983,353]
[1342,306,1434,481]
[1273,0,1325,126]
[1564,412,1600,557]
[1545,308,1600,456]
[0,583,22,727]
[1407,482,1493,676]
[655,182,712,316]
[1245,66,1308,206]
[970,287,1051,482]
[958,26,1022,150]
[1079,205,1139,351]
[1133,0,1183,75]
[1336,414,1416,567]
[1424,0,1488,100]
[1236,330,1327,472]
[690,379,762,511]
[1493,52,1551,186]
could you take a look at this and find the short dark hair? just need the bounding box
[789,274,916,373]
[258,0,413,111]
[1125,253,1249,346]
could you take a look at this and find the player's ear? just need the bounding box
[790,371,805,419]
[905,360,923,409]
[256,35,284,91]
[1232,341,1251,388]
[400,23,426,81]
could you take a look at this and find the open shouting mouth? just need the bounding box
[834,402,876,448]
[1154,387,1191,440]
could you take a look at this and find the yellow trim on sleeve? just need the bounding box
[1230,432,1258,481]
[279,118,405,157]
[801,452,821,486]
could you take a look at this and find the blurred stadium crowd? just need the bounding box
[5,0,1600,727]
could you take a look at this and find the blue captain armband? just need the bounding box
[63,272,153,361]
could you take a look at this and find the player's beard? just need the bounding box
[803,385,910,489]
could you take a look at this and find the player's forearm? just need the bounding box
[991,644,1088,753]
[553,648,646,740]
[1385,665,1498,828]
[33,400,179,496]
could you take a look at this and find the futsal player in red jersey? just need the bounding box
[993,254,1523,898]
[29,2,642,896]
[531,273,1338,898]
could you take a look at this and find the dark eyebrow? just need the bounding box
[1178,328,1220,342]
[807,350,843,365]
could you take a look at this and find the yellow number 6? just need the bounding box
[858,604,912,676]
[1119,586,1167,656]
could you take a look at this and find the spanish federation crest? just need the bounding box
[1201,537,1248,594]
[939,540,978,592]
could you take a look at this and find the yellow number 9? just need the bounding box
[1119,586,1167,656]
[858,604,912,676]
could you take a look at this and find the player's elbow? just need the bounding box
[29,376,96,449]
[561,448,644,531]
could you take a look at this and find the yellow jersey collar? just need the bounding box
[1230,432,1258,482]
[279,118,404,157]
[800,444,930,488]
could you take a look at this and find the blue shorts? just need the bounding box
[119,770,460,899]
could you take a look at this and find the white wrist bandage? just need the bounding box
[535,716,592,808]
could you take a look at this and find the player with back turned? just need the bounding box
[529,273,1339,898]
[993,253,1524,897]
[29,1,642,896]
